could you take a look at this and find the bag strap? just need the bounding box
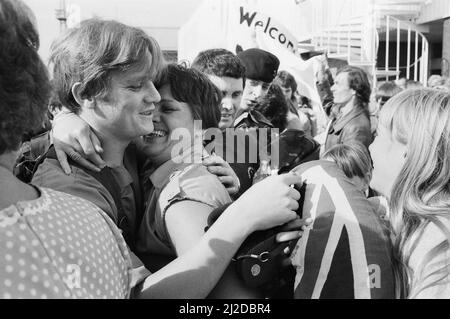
[233,238,293,263]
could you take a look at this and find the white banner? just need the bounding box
[225,2,299,56]
[178,0,321,105]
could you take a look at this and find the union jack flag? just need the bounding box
[291,160,395,299]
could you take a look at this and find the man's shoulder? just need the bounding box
[32,158,117,221]
[32,158,77,187]
[343,113,372,142]
[250,110,274,128]
[32,158,109,187]
[234,110,273,129]
[31,158,109,200]
[222,127,259,143]
[349,110,371,127]
[233,112,249,127]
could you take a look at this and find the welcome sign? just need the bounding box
[178,0,321,105]
[232,6,299,55]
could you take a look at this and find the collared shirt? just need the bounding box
[233,109,274,130]
[135,147,232,259]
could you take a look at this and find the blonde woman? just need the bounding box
[369,88,450,298]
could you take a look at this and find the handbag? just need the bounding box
[206,183,306,292]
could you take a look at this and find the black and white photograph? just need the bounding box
[1,0,450,304]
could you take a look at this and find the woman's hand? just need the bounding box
[275,217,313,242]
[275,217,313,266]
[203,154,240,196]
[275,218,313,247]
[52,111,105,174]
[230,172,303,234]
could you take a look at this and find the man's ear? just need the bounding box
[71,82,96,109]
[364,171,372,187]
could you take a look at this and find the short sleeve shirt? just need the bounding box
[0,187,132,299]
[136,148,232,258]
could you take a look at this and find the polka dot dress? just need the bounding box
[0,187,132,299]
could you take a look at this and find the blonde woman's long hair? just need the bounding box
[379,88,450,298]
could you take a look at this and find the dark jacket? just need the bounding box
[324,106,373,152]
[205,129,260,199]
[233,109,274,130]
[232,109,274,195]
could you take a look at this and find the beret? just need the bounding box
[237,48,280,83]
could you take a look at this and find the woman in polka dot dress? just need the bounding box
[0,188,133,299]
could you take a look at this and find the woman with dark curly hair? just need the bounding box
[323,66,373,153]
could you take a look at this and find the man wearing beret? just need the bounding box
[234,48,279,129]
[234,48,320,185]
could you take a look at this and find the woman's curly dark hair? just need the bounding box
[0,0,51,155]
[255,83,289,131]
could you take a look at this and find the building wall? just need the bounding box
[417,0,450,25]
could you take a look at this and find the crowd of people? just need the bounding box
[1,0,450,299]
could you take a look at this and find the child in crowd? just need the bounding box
[322,143,372,195]
[322,143,389,219]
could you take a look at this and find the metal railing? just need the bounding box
[308,0,429,87]
[382,15,429,86]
